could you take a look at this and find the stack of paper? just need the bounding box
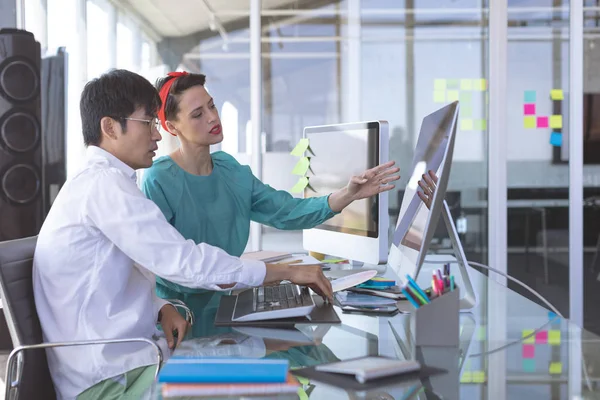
[159,357,300,397]
[240,251,291,263]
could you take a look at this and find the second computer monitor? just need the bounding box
[302,121,389,265]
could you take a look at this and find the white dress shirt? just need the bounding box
[33,146,266,400]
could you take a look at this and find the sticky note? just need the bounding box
[290,177,309,193]
[477,326,486,341]
[460,119,473,131]
[447,90,459,102]
[292,157,311,176]
[550,115,563,129]
[433,91,445,103]
[460,372,472,383]
[535,330,548,344]
[524,116,536,129]
[524,104,536,115]
[550,132,563,147]
[476,119,487,131]
[474,79,486,91]
[461,105,472,117]
[290,138,310,156]
[523,359,536,373]
[459,92,472,103]
[522,344,535,358]
[447,79,459,89]
[522,329,535,344]
[434,79,446,90]
[549,362,562,375]
[524,90,536,103]
[550,89,564,100]
[548,330,561,345]
[537,116,549,128]
[460,79,473,91]
[472,371,485,383]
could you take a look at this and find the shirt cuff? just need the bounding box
[231,259,266,290]
[324,194,341,216]
[154,297,171,321]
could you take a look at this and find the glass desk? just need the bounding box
[151,262,600,399]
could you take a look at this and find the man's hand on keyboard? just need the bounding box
[264,264,333,302]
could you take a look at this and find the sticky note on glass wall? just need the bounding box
[522,359,536,373]
[447,90,459,102]
[460,79,473,90]
[290,177,309,193]
[292,157,311,176]
[461,106,472,117]
[548,330,561,345]
[476,119,487,131]
[523,116,536,129]
[549,362,562,375]
[447,79,459,89]
[524,104,536,115]
[434,79,446,90]
[290,138,314,157]
[522,329,535,344]
[550,89,564,100]
[459,92,472,103]
[433,91,445,103]
[460,119,473,131]
[537,116,549,128]
[550,132,563,147]
[550,115,563,129]
[524,90,536,103]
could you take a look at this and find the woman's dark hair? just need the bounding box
[80,69,161,146]
[156,73,206,122]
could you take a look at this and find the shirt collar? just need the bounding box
[86,146,137,181]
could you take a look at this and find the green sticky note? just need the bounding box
[549,362,562,375]
[474,79,487,91]
[292,157,311,176]
[461,105,472,117]
[460,119,473,131]
[447,79,459,89]
[477,326,486,341]
[460,372,472,383]
[290,177,309,193]
[290,138,310,157]
[434,79,446,90]
[476,119,487,131]
[460,79,473,91]
[433,91,445,103]
[524,116,536,129]
[447,90,459,102]
[524,90,536,103]
[522,329,535,344]
[550,89,564,100]
[472,371,485,383]
[459,92,472,103]
[548,330,561,345]
[550,115,563,129]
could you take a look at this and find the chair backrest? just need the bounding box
[0,236,57,400]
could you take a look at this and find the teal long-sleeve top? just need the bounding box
[140,151,337,306]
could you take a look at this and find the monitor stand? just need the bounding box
[439,200,478,310]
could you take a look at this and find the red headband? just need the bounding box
[158,71,189,135]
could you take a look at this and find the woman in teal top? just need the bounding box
[140,71,400,312]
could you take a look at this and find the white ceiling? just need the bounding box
[121,0,304,38]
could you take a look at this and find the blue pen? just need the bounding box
[401,287,420,309]
[405,274,430,304]
[450,275,455,291]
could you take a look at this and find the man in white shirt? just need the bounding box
[33,69,332,400]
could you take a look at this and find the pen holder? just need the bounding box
[410,288,460,347]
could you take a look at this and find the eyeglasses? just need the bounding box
[123,117,160,131]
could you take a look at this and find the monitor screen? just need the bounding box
[304,122,380,238]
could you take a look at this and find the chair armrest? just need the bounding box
[5,337,163,400]
[163,299,195,326]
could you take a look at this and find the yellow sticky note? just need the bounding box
[522,329,535,344]
[460,372,472,383]
[549,362,562,375]
[292,157,311,176]
[460,79,473,91]
[433,91,445,103]
[524,116,536,129]
[472,371,485,383]
[434,79,446,90]
[548,330,561,345]
[476,119,487,131]
[290,138,310,157]
[460,119,473,131]
[550,115,563,129]
[447,90,459,102]
[290,177,309,193]
[550,89,564,100]
[474,79,487,91]
[477,326,486,341]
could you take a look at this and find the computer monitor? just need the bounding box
[388,102,476,310]
[302,121,389,266]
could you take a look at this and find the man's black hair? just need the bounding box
[80,69,161,146]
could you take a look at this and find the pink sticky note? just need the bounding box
[536,331,548,344]
[524,104,536,115]
[522,344,535,359]
[537,116,549,128]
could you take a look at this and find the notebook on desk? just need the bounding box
[215,294,341,327]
